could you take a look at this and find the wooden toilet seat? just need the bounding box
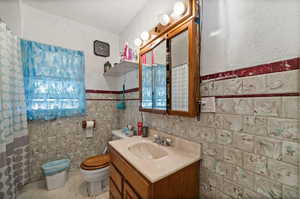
[80,154,110,170]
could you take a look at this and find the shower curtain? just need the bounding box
[0,21,30,199]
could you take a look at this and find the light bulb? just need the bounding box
[159,14,170,26]
[141,31,150,41]
[134,38,142,47]
[171,12,180,19]
[173,1,186,18]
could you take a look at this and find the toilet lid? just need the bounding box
[80,154,110,170]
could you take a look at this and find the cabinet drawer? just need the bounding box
[110,164,122,192]
[110,147,151,199]
[110,179,122,199]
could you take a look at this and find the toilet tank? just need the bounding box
[112,129,129,140]
[103,130,128,154]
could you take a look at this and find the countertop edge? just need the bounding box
[145,157,201,183]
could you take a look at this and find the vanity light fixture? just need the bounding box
[134,38,142,47]
[159,14,171,26]
[171,1,186,19]
[141,31,150,41]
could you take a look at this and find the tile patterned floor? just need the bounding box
[17,171,109,199]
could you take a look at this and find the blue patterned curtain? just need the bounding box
[0,20,30,199]
[20,40,86,120]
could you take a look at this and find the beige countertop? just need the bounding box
[109,129,201,183]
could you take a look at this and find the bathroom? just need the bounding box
[0,0,299,198]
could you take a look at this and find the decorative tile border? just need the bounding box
[86,89,120,94]
[201,57,299,81]
[86,98,140,101]
[122,88,140,93]
[85,88,140,101]
[86,87,139,94]
[203,92,300,99]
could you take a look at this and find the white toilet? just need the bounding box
[80,129,127,196]
[80,154,110,196]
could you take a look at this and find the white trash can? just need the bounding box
[42,159,70,190]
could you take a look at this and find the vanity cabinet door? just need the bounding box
[124,182,140,199]
[110,164,123,192]
[110,147,151,199]
[167,20,199,117]
[110,179,122,199]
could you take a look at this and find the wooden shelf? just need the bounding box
[103,60,138,77]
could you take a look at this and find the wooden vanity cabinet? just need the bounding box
[109,145,200,199]
[110,179,122,199]
[123,182,140,199]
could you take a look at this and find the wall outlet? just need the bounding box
[200,97,216,112]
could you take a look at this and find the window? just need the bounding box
[21,40,86,120]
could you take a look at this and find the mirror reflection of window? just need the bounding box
[171,30,189,112]
[153,40,167,110]
[141,41,167,111]
[141,51,153,109]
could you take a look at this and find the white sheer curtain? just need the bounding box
[0,20,30,199]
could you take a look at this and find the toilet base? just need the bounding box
[86,178,108,197]
[80,167,109,197]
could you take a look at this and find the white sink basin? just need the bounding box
[128,142,168,160]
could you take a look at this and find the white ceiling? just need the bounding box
[22,0,149,34]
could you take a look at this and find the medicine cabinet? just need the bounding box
[139,18,200,117]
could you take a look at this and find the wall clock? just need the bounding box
[94,40,110,57]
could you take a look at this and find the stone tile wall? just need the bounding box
[119,69,299,199]
[28,93,119,182]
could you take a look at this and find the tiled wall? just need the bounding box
[118,59,299,199]
[28,93,119,182]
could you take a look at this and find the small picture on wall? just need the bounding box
[94,40,110,57]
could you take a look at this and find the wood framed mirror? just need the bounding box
[139,0,200,117]
[167,20,199,117]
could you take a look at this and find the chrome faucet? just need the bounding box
[153,134,172,146]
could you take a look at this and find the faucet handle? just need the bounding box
[166,138,172,146]
[160,137,172,146]
[153,134,160,143]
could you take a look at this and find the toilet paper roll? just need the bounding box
[86,121,95,128]
[86,128,94,138]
